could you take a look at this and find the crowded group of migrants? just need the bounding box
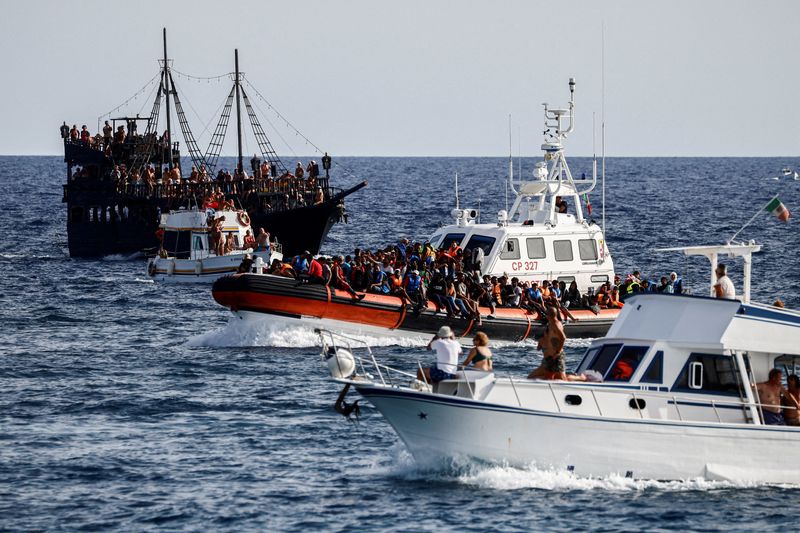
[258,237,686,326]
[61,121,331,208]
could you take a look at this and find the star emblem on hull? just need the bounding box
[418,411,428,420]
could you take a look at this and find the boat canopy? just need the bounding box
[609,293,800,356]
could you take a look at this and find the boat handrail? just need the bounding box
[747,300,800,318]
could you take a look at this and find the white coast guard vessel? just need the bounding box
[211,79,620,341]
[147,208,281,283]
[321,242,800,483]
[429,78,614,293]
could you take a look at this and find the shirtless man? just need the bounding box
[756,369,793,425]
[528,307,585,381]
[255,228,270,251]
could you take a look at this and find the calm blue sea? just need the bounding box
[1,155,799,531]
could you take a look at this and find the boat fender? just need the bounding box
[167,259,175,275]
[147,261,157,277]
[238,211,251,227]
[326,348,356,379]
[195,259,203,275]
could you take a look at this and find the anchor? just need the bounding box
[334,383,360,424]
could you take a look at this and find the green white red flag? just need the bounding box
[765,196,790,222]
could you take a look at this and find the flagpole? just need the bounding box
[727,194,778,244]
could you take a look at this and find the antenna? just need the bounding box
[455,171,459,210]
[517,125,521,182]
[508,114,513,183]
[601,21,606,237]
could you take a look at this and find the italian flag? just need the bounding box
[765,195,790,222]
[583,193,592,215]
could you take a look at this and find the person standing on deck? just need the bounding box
[528,308,586,381]
[713,263,736,299]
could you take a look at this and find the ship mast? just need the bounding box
[162,28,173,170]
[234,49,243,173]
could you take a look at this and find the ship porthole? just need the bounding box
[564,394,582,406]
[629,398,646,410]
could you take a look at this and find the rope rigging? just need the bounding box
[97,72,161,125]
[168,71,210,171]
[203,85,235,173]
[241,87,287,174]
[108,65,364,184]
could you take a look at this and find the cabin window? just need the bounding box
[229,233,240,248]
[439,233,465,250]
[500,238,520,260]
[672,354,740,395]
[557,276,575,285]
[553,240,574,262]
[163,230,192,259]
[578,239,598,260]
[464,234,496,257]
[584,343,622,376]
[640,351,664,383]
[577,347,600,373]
[606,346,649,382]
[526,237,546,259]
[193,235,204,251]
[591,275,609,283]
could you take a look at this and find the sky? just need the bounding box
[0,0,798,157]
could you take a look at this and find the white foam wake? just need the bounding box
[101,252,143,261]
[186,315,430,348]
[371,446,782,492]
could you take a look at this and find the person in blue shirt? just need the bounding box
[369,264,390,294]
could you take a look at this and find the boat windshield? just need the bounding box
[438,232,465,250]
[463,234,496,256]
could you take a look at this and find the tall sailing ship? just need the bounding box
[61,30,365,258]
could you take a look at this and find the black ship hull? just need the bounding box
[65,191,357,258]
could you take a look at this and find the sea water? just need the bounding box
[1,155,798,531]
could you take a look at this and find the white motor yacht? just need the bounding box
[321,243,800,482]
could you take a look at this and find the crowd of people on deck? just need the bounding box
[61,121,329,206]
[261,237,686,327]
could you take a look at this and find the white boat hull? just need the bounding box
[148,251,277,284]
[357,384,799,483]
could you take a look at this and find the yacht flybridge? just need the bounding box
[212,80,620,341]
[430,78,614,291]
[321,242,800,483]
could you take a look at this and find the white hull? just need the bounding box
[358,384,799,483]
[149,251,275,284]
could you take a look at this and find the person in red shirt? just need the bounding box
[332,256,365,301]
[305,253,325,285]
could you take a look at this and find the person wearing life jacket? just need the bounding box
[269,258,296,278]
[369,264,390,295]
[490,276,504,308]
[606,286,624,309]
[332,256,365,301]
[80,125,91,144]
[403,269,424,312]
[292,253,309,274]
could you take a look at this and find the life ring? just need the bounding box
[148,261,157,277]
[238,211,251,227]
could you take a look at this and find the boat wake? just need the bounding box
[187,315,430,348]
[100,252,143,261]
[373,444,791,492]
